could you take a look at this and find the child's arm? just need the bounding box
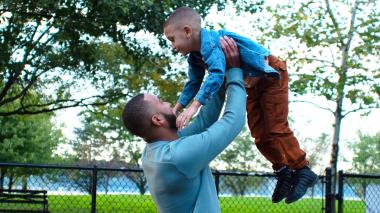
[176,53,206,112]
[177,41,227,129]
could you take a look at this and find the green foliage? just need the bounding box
[300,133,330,173]
[0,113,63,163]
[350,131,380,174]
[216,128,269,171]
[258,0,380,175]
[1,0,264,115]
[67,0,261,166]
[71,104,138,164]
[0,111,65,189]
[261,0,380,107]
[69,89,148,193]
[214,128,270,195]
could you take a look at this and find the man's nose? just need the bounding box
[165,102,172,108]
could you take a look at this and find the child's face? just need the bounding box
[164,24,193,56]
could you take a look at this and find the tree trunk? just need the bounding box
[104,175,109,195]
[331,96,343,175]
[0,168,6,190]
[8,172,14,190]
[137,176,146,195]
[22,175,28,190]
[329,0,356,203]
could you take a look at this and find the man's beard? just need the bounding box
[162,112,178,131]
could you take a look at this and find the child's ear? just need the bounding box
[183,25,192,38]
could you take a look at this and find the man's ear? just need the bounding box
[183,25,192,39]
[151,114,165,127]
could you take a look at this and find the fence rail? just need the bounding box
[0,162,379,213]
[338,171,380,213]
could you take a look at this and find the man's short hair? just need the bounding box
[163,6,201,30]
[122,94,151,138]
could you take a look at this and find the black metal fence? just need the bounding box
[337,171,380,213]
[0,162,378,213]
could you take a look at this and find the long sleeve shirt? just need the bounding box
[141,68,246,213]
[178,28,280,107]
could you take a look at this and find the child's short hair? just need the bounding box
[164,6,201,30]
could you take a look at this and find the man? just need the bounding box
[122,37,245,213]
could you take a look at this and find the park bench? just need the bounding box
[0,189,49,213]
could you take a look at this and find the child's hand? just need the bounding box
[176,101,201,129]
[172,103,183,116]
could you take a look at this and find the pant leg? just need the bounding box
[246,84,287,170]
[246,55,308,170]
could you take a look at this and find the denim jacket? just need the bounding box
[178,28,280,107]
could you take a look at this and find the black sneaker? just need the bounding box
[285,166,318,204]
[272,167,292,203]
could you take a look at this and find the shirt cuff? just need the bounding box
[226,68,244,83]
[194,92,208,105]
[178,95,190,108]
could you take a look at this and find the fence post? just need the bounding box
[325,167,333,213]
[337,170,344,213]
[91,165,98,213]
[214,170,220,196]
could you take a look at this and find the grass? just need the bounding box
[0,194,365,213]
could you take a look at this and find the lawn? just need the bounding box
[0,194,365,213]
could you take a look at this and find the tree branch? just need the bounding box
[0,20,55,106]
[0,69,38,106]
[0,64,23,103]
[329,46,337,66]
[324,0,345,48]
[343,0,358,54]
[289,99,335,114]
[0,93,127,116]
[0,7,54,19]
[292,57,337,68]
[288,73,332,83]
[342,105,380,118]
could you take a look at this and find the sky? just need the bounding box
[55,0,380,172]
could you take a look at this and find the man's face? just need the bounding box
[143,94,177,131]
[164,24,192,56]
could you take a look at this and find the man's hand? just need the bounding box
[220,36,241,69]
[176,100,201,129]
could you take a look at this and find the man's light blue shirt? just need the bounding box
[178,28,279,107]
[141,68,246,213]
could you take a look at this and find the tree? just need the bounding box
[215,128,270,172]
[298,133,330,174]
[296,132,330,198]
[214,128,270,195]
[0,0,262,116]
[347,131,380,201]
[66,41,186,194]
[351,131,380,174]
[70,103,151,194]
[257,1,380,202]
[0,111,64,189]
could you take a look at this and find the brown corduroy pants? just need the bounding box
[245,55,308,171]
